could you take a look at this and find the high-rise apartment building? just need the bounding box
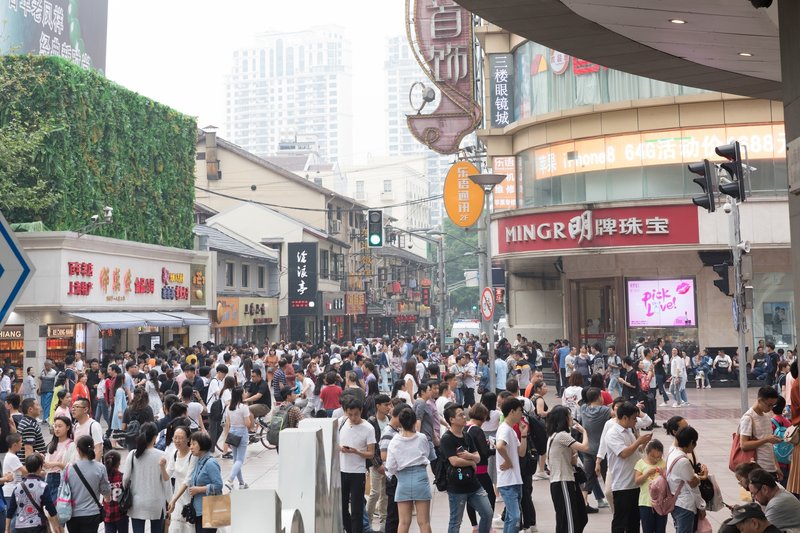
[225,26,353,163]
[385,35,453,227]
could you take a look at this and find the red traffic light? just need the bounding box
[716,141,746,201]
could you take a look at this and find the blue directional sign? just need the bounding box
[0,212,35,330]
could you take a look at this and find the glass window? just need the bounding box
[257,266,265,289]
[384,180,392,193]
[225,263,234,287]
[320,250,330,278]
[241,264,249,288]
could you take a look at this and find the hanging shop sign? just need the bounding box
[214,297,239,328]
[443,161,484,228]
[405,0,481,154]
[288,242,319,316]
[491,157,517,210]
[345,292,366,316]
[0,326,23,339]
[190,264,207,306]
[239,297,279,326]
[498,204,699,254]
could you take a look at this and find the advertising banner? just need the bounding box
[492,156,516,210]
[498,204,699,254]
[0,0,109,71]
[627,279,697,328]
[443,161,484,228]
[489,54,514,128]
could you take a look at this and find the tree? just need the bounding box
[442,218,480,319]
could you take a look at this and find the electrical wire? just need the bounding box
[194,185,443,212]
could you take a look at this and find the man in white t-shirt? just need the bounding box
[71,396,105,460]
[496,397,528,533]
[604,402,653,533]
[739,386,783,476]
[338,397,375,533]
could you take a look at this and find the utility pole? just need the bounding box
[731,199,749,414]
[437,236,446,351]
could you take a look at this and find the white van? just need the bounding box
[450,319,482,339]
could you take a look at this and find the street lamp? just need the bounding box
[468,173,506,393]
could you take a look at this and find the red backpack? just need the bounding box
[649,456,688,516]
[637,370,651,392]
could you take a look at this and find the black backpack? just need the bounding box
[433,448,449,491]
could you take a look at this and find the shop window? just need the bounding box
[241,264,249,288]
[752,272,795,349]
[644,164,685,198]
[607,167,643,202]
[257,266,266,289]
[225,262,235,287]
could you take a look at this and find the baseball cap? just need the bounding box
[727,503,766,525]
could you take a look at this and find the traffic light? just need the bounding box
[712,263,731,296]
[716,141,746,202]
[688,159,716,213]
[367,209,383,247]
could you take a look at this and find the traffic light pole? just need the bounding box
[437,236,446,352]
[731,199,749,414]
[479,194,497,393]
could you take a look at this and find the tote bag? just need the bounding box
[202,494,231,528]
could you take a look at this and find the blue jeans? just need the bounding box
[227,426,248,484]
[447,487,493,533]
[640,506,667,533]
[40,392,53,420]
[95,398,110,425]
[45,472,61,500]
[671,506,696,533]
[498,485,522,533]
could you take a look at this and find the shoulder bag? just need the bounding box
[56,466,73,523]
[20,480,47,525]
[72,464,105,521]
[729,413,757,472]
[119,456,134,513]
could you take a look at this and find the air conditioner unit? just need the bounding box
[330,220,342,234]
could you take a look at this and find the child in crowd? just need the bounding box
[103,450,127,533]
[5,453,60,533]
[634,439,667,533]
[53,390,72,421]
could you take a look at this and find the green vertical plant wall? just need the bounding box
[0,55,196,249]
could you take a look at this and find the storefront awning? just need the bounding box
[162,311,210,326]
[67,312,148,329]
[67,311,209,328]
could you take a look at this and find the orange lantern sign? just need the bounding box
[443,161,485,228]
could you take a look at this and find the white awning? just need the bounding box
[128,312,184,327]
[162,311,210,326]
[67,312,148,329]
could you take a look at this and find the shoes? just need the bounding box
[221,452,233,459]
[672,402,679,408]
[682,402,690,406]
[705,385,711,389]
[659,402,668,407]
[597,498,609,508]
[532,472,549,481]
[586,505,599,514]
[224,480,234,492]
[696,385,701,389]
[528,527,538,532]
[239,483,249,490]
[644,424,656,431]
[492,516,504,529]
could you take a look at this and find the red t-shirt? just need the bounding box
[601,390,613,405]
[319,385,342,410]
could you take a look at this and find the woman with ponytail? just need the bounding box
[103,450,128,533]
[122,421,171,533]
[63,435,111,532]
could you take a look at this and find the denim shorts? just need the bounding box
[394,464,431,502]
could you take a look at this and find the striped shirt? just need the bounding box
[17,415,46,460]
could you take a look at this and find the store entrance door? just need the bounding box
[573,279,618,351]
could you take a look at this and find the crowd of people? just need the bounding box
[0,331,794,532]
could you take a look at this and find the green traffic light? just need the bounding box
[369,234,382,245]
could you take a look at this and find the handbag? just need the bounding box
[574,465,588,485]
[72,464,106,521]
[181,503,197,524]
[785,424,800,445]
[119,456,134,513]
[202,493,232,528]
[729,413,757,472]
[696,515,713,533]
[56,466,73,523]
[225,432,242,447]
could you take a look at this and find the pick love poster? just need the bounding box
[627,279,696,328]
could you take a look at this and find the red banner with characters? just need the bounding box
[497,204,699,254]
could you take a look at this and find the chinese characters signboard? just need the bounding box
[489,54,514,128]
[492,156,517,210]
[443,161,484,228]
[0,0,108,71]
[288,242,318,315]
[533,124,785,180]
[405,0,481,154]
[627,279,697,328]
[498,205,699,254]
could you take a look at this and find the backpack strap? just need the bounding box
[20,480,46,522]
[72,464,103,515]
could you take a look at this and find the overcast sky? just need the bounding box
[106,0,407,162]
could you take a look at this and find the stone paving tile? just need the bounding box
[223,386,764,532]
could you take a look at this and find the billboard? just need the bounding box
[288,242,318,315]
[0,0,108,71]
[627,279,697,328]
[443,161,484,228]
[489,54,514,128]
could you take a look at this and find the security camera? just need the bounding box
[103,206,113,222]
[90,214,99,223]
[723,201,733,214]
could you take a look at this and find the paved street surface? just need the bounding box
[207,386,758,532]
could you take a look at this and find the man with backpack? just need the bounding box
[366,395,391,531]
[267,388,303,449]
[206,364,229,454]
[440,404,493,533]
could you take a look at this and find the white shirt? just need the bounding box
[496,423,522,487]
[596,415,652,460]
[671,355,687,379]
[385,433,429,477]
[666,448,705,513]
[338,418,376,474]
[206,377,224,404]
[604,421,639,491]
[2,453,22,498]
[739,408,777,472]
